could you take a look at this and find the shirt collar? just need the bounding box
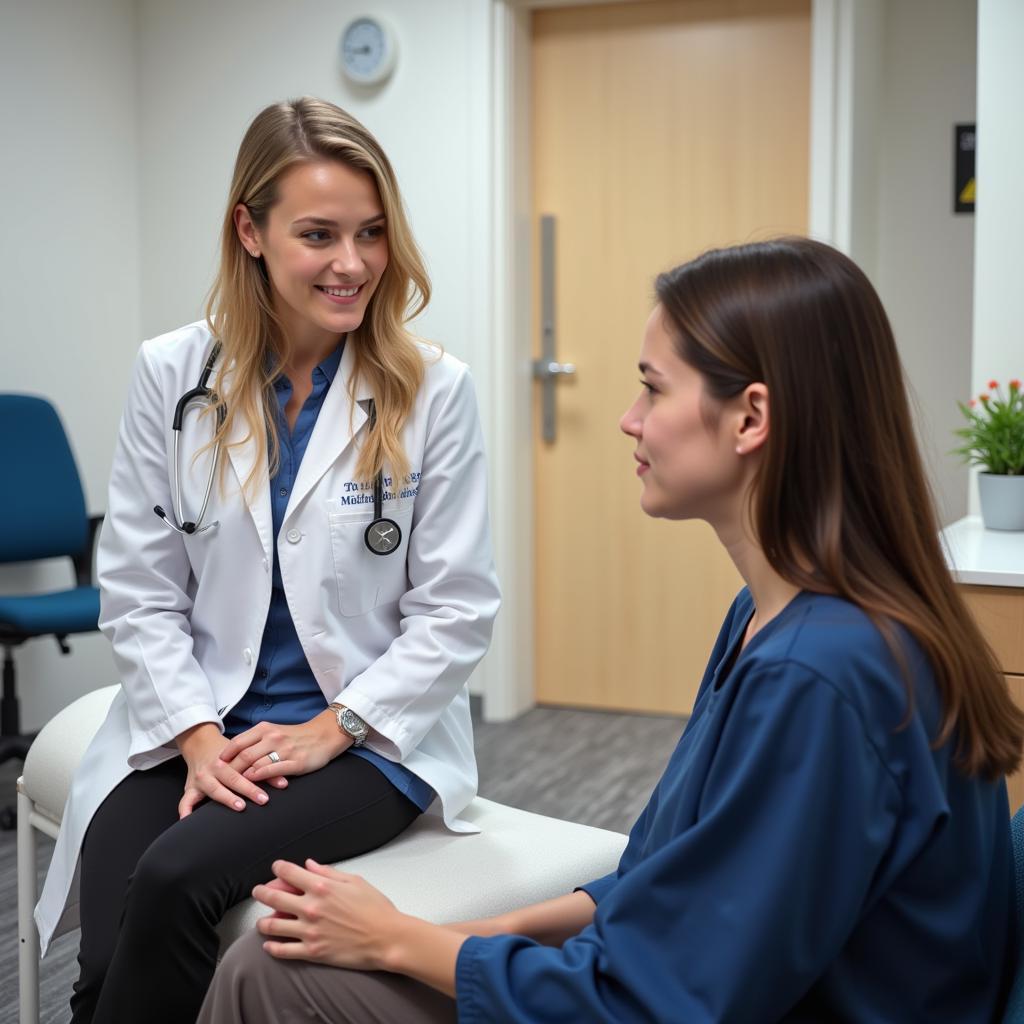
[271,338,346,391]
[318,340,345,384]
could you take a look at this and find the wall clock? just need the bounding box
[340,16,398,86]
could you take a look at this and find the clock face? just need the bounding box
[341,17,396,84]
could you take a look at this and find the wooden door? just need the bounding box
[532,0,811,714]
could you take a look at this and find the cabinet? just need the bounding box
[941,516,1024,814]
[959,584,1024,812]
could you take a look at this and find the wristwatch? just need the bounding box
[329,703,369,747]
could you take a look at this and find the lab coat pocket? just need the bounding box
[328,504,414,617]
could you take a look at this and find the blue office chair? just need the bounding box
[1005,805,1024,1021]
[0,395,102,828]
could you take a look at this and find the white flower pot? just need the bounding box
[978,473,1024,531]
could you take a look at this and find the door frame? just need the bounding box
[481,0,871,720]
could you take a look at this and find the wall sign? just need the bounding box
[955,124,975,214]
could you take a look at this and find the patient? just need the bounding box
[199,238,1022,1022]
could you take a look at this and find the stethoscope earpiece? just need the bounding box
[154,504,218,537]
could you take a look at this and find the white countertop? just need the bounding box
[941,516,1024,588]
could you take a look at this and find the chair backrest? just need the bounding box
[1003,805,1024,1021]
[0,394,88,564]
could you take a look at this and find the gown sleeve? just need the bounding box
[455,661,902,1024]
[576,774,663,906]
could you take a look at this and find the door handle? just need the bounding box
[534,360,577,377]
[532,214,576,443]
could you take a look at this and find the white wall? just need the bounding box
[873,0,977,526]
[971,0,1024,512]
[0,0,139,729]
[818,0,976,526]
[846,0,885,274]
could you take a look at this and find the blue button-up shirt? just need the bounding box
[224,343,434,811]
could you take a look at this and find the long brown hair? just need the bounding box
[203,97,431,491]
[655,237,1024,780]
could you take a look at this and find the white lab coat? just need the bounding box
[35,320,501,954]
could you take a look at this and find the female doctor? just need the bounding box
[35,96,500,1024]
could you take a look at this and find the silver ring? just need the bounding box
[267,751,281,764]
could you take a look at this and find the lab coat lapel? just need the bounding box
[221,364,274,558]
[285,340,370,520]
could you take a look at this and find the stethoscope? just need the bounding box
[153,343,403,556]
[154,343,224,537]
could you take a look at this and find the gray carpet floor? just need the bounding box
[0,702,685,1023]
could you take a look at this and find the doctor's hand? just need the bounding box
[176,722,272,818]
[219,711,351,785]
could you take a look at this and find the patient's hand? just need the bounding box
[252,858,406,970]
[261,876,302,922]
[253,859,468,997]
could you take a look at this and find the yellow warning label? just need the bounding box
[959,178,975,204]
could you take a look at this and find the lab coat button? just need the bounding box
[286,528,301,544]
[243,648,253,665]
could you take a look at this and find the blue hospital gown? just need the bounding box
[455,589,1015,1023]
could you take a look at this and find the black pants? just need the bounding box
[71,753,421,1024]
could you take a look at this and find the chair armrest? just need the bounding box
[72,514,104,588]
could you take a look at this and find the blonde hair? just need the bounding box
[202,97,430,491]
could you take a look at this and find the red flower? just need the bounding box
[969,399,977,408]
[988,379,999,389]
[980,393,991,403]
[1011,379,1022,390]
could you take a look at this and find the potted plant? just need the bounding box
[954,378,1024,530]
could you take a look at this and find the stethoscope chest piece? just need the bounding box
[364,517,402,556]
[362,398,403,557]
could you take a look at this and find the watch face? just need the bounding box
[365,517,402,556]
[341,708,368,737]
